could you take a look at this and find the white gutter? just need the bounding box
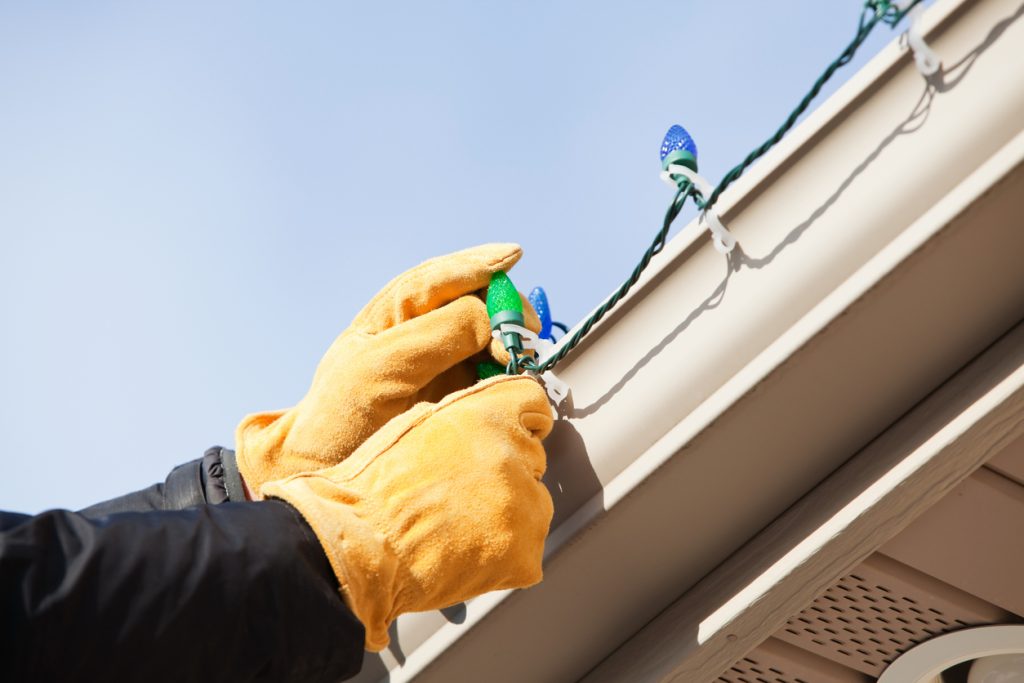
[351,0,1024,680]
[586,305,1024,682]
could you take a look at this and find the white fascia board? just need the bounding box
[584,292,1024,683]
[352,1,1024,681]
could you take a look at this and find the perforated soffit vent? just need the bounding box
[719,554,1012,681]
[718,655,812,683]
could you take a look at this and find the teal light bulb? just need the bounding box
[660,124,699,191]
[528,287,553,340]
[660,124,698,172]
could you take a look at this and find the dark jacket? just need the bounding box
[1,448,365,682]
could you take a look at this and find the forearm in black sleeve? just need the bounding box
[78,446,247,517]
[0,500,365,683]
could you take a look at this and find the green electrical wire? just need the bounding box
[520,184,692,376]
[697,0,921,215]
[528,0,922,377]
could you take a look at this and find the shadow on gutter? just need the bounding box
[568,1,1023,426]
[570,88,935,420]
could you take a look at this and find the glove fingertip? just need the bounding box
[477,242,522,271]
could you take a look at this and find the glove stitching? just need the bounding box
[334,375,538,483]
[354,260,453,331]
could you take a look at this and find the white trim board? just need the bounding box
[352,1,1024,680]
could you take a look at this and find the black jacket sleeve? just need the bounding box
[1,500,365,682]
[79,446,246,517]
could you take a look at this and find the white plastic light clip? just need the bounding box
[536,368,570,406]
[494,323,554,356]
[493,323,571,408]
[661,164,736,254]
[898,1,941,76]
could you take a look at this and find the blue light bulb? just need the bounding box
[659,124,698,172]
[528,286,553,340]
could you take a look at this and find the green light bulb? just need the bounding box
[476,271,526,379]
[486,271,523,320]
[487,271,525,355]
[476,361,506,380]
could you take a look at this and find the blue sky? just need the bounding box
[0,2,920,512]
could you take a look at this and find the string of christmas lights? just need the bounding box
[495,0,929,386]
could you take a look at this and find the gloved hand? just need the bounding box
[235,244,539,493]
[262,375,554,651]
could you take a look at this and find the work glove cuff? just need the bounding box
[235,409,303,496]
[262,475,402,651]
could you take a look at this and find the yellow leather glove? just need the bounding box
[262,375,554,651]
[235,244,540,494]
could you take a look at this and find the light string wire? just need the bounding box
[518,0,923,377]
